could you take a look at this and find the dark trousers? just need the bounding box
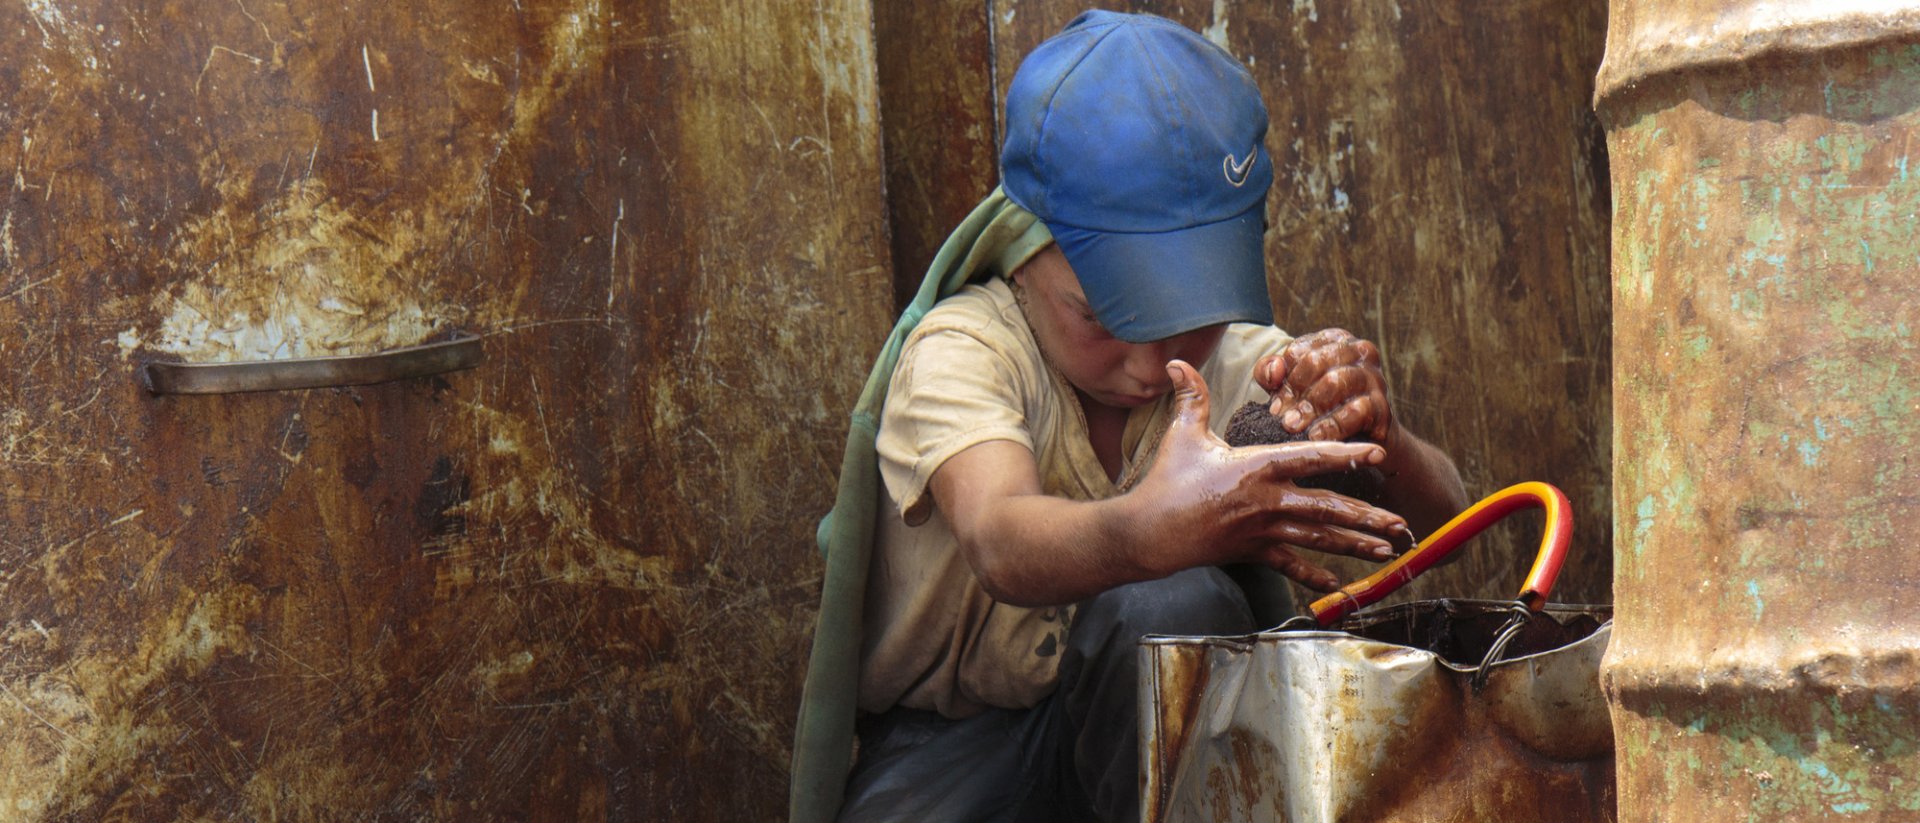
[836,567,1257,823]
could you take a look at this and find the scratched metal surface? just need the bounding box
[871,0,999,312]
[873,0,1613,607]
[0,0,891,819]
[1600,2,1920,819]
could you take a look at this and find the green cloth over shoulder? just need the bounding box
[789,189,1053,823]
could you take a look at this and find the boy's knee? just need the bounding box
[1074,567,1253,645]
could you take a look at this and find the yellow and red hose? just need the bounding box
[1308,481,1573,626]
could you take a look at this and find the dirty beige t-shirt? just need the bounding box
[859,276,1292,718]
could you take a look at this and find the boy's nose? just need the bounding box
[1125,341,1176,392]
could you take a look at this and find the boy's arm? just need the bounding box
[931,361,1413,608]
[1374,424,1469,538]
[1256,329,1471,537]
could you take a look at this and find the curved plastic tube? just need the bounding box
[1308,481,1573,626]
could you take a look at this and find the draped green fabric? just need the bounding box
[789,189,1053,823]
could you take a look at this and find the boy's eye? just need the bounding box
[1079,312,1113,340]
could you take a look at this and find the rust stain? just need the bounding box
[1140,641,1215,822]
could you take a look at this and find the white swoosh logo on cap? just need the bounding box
[1223,149,1256,187]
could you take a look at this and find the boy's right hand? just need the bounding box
[1126,360,1412,592]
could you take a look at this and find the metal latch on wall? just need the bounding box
[140,333,484,395]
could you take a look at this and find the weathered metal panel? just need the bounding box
[980,0,1615,607]
[0,0,891,818]
[872,0,999,311]
[1599,2,1920,818]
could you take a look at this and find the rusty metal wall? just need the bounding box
[872,0,999,312]
[876,0,1614,606]
[1599,2,1920,819]
[0,0,892,819]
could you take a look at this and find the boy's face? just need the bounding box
[1012,246,1226,411]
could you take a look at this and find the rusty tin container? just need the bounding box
[1599,1,1920,819]
[1141,601,1615,822]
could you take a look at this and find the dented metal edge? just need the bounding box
[1138,634,1262,651]
[140,333,484,395]
[1605,646,1920,695]
[1261,623,1616,676]
[1333,598,1613,625]
[1141,607,1614,675]
[1140,600,1613,645]
[1595,2,1920,110]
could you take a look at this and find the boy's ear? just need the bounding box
[1005,241,1057,288]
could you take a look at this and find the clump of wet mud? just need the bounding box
[1224,401,1386,502]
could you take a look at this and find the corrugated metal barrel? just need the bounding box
[1598,2,1920,818]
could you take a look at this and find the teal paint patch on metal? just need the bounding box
[1744,579,1763,620]
[1633,494,1656,553]
[1629,691,1920,818]
[1793,753,1865,813]
[1862,362,1920,453]
[1661,472,1696,515]
[1690,177,1716,234]
[1797,438,1822,467]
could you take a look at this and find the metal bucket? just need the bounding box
[1598,1,1920,818]
[1141,483,1616,822]
[1141,601,1615,822]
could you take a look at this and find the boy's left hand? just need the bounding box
[1256,328,1392,444]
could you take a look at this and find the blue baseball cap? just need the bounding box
[1002,10,1274,343]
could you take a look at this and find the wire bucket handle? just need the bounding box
[1303,481,1574,690]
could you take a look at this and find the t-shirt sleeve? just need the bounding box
[876,326,1035,526]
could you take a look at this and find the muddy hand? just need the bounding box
[1257,329,1392,444]
[1132,360,1411,592]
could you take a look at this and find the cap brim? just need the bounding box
[1047,205,1273,343]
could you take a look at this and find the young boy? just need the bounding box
[822,11,1468,822]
